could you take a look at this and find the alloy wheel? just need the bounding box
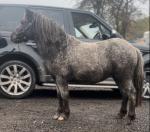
[142,80,150,99]
[0,64,32,96]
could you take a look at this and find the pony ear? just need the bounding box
[25,9,34,22]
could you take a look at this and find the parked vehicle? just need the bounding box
[0,4,149,99]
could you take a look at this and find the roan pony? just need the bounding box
[11,9,144,123]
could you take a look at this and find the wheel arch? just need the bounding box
[0,52,41,83]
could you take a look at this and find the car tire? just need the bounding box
[0,60,36,99]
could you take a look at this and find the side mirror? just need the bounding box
[102,34,109,40]
[112,29,117,34]
[111,29,122,38]
[89,22,98,28]
[110,29,117,38]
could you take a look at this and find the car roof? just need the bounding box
[0,3,90,14]
[0,3,114,32]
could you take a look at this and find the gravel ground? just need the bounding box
[0,88,149,132]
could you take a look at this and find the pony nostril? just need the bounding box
[23,36,26,40]
[11,32,18,42]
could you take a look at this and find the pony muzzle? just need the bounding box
[11,32,28,43]
[11,32,18,43]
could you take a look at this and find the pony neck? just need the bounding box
[67,35,81,45]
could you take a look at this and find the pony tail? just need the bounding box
[134,49,144,107]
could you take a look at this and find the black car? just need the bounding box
[0,4,149,99]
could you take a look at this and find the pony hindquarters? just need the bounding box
[116,49,144,124]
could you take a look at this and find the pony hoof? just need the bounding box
[58,116,65,121]
[57,113,69,121]
[53,114,59,120]
[126,119,132,125]
[115,113,124,119]
[126,115,136,125]
[128,115,136,121]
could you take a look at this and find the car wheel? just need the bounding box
[142,68,150,99]
[0,60,36,99]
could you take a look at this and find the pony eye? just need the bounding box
[21,21,24,24]
[21,20,27,25]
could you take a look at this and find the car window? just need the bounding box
[71,12,111,40]
[0,6,65,32]
[0,6,25,32]
[32,8,65,29]
[74,28,85,38]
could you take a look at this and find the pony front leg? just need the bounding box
[53,88,63,120]
[53,76,70,121]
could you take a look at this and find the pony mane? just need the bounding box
[32,12,67,49]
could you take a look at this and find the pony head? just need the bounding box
[11,8,67,51]
[11,9,34,43]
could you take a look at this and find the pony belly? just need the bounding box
[70,71,109,84]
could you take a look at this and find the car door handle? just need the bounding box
[26,42,37,46]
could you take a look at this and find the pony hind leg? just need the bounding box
[114,79,128,119]
[117,79,136,124]
[115,78,136,120]
[53,76,70,121]
[127,82,136,123]
[117,92,128,119]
